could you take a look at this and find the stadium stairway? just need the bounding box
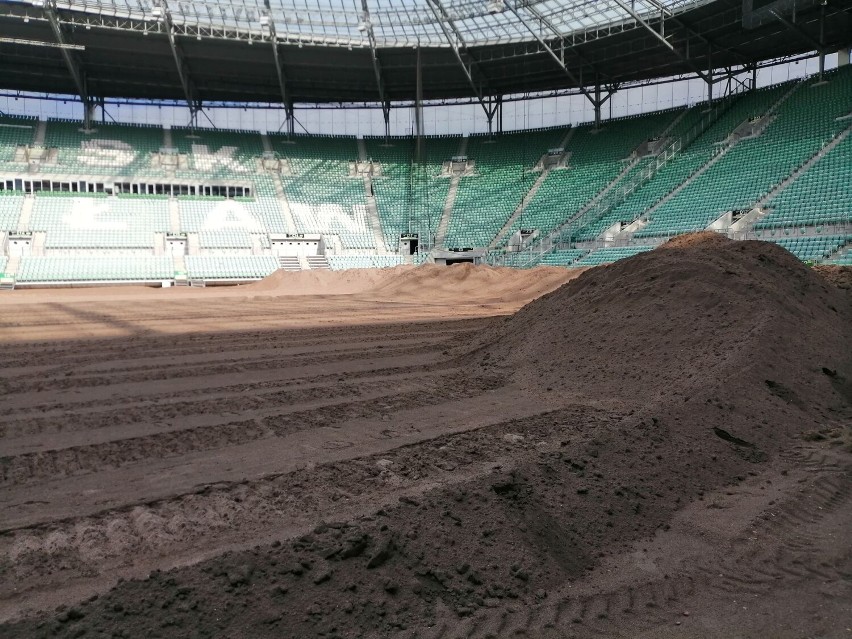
[488,128,576,249]
[16,194,34,232]
[358,138,389,252]
[434,137,468,248]
[279,255,301,271]
[168,199,181,234]
[306,254,330,269]
[270,173,298,234]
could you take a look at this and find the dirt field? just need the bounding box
[1,240,850,638]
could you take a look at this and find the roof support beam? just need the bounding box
[610,0,711,85]
[643,0,750,65]
[517,3,606,81]
[360,0,390,138]
[505,1,598,106]
[425,0,497,125]
[262,4,294,135]
[157,0,201,127]
[770,6,826,80]
[43,0,93,129]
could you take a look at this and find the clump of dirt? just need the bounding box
[813,264,852,291]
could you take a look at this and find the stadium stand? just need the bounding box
[755,120,852,228]
[445,128,560,248]
[17,256,173,282]
[173,127,264,179]
[185,255,280,280]
[178,190,287,236]
[43,119,165,177]
[328,255,407,270]
[764,234,850,262]
[28,193,170,249]
[0,115,36,163]
[503,110,676,244]
[272,135,374,249]
[636,70,852,237]
[2,65,849,285]
[538,248,589,267]
[364,136,460,250]
[573,245,655,266]
[0,192,24,231]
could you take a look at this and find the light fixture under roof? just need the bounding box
[486,0,505,14]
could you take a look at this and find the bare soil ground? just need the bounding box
[0,242,850,639]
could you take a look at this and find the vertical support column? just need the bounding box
[839,47,850,68]
[594,83,602,130]
[751,64,757,92]
[382,100,391,142]
[818,3,826,82]
[83,100,96,132]
[706,46,713,104]
[283,102,295,137]
[496,95,503,134]
[414,45,424,162]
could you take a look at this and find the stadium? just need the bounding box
[0,0,851,636]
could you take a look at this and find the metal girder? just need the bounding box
[769,9,823,52]
[158,0,201,122]
[505,1,598,106]
[262,2,294,133]
[643,0,750,65]
[425,0,495,121]
[519,2,605,79]
[610,0,711,85]
[360,0,389,127]
[43,0,92,125]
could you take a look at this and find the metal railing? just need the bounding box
[497,85,750,269]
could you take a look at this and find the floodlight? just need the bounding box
[486,0,505,14]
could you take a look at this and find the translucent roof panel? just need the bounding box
[66,0,712,47]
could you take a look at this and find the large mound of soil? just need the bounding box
[475,234,852,438]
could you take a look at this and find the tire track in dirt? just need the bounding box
[402,445,852,639]
[0,364,455,436]
[0,341,445,395]
[0,372,503,486]
[0,318,489,374]
[0,399,601,615]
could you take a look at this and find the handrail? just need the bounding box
[504,85,750,269]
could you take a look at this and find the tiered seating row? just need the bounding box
[637,70,852,238]
[573,245,655,266]
[0,193,24,231]
[185,255,279,279]
[17,256,173,282]
[29,194,170,248]
[766,234,850,262]
[327,255,407,270]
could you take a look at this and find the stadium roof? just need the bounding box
[0,0,850,106]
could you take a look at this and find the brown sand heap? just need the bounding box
[365,262,584,304]
[475,232,852,441]
[243,265,402,295]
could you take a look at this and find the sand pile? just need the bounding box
[365,263,583,304]
[244,266,402,295]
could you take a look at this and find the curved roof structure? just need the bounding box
[0,0,849,105]
[63,0,706,48]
